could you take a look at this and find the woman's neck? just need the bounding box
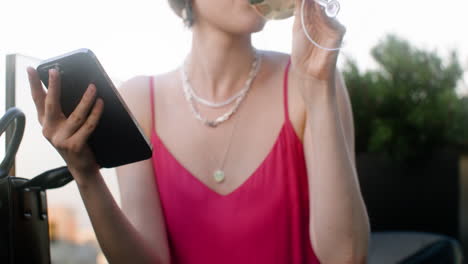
[187,25,257,102]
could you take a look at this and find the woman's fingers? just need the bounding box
[293,0,346,48]
[70,98,104,146]
[63,84,98,135]
[27,67,102,175]
[44,68,63,123]
[295,0,345,32]
[315,1,345,34]
[27,67,46,124]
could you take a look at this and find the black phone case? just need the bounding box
[36,49,152,168]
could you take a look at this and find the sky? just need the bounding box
[0,0,467,228]
[1,0,467,79]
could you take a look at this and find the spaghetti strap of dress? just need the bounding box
[283,59,292,124]
[149,76,156,134]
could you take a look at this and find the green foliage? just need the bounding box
[343,35,466,161]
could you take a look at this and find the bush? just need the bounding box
[343,34,467,161]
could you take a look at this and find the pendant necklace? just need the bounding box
[213,112,240,183]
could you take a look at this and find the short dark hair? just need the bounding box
[168,0,194,27]
[167,0,185,17]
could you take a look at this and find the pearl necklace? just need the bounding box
[181,52,262,128]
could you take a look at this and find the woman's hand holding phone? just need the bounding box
[27,67,104,187]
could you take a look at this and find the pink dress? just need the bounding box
[150,61,320,264]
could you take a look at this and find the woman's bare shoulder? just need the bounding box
[263,50,290,60]
[262,50,307,141]
[118,70,178,99]
[117,70,178,138]
[260,50,290,71]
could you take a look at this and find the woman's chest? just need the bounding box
[154,85,286,195]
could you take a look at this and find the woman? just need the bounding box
[27,0,370,263]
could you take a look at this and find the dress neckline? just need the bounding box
[151,121,291,198]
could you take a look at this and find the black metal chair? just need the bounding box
[368,231,463,264]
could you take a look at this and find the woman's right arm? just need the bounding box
[26,68,170,264]
[78,168,168,264]
[116,76,171,263]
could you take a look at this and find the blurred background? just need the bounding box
[1,0,467,263]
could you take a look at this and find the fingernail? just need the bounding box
[95,98,103,108]
[89,84,96,93]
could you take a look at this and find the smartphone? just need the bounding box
[36,49,152,168]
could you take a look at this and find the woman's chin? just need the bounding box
[234,15,266,34]
[253,18,267,32]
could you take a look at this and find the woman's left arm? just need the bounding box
[301,70,370,264]
[290,1,370,263]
